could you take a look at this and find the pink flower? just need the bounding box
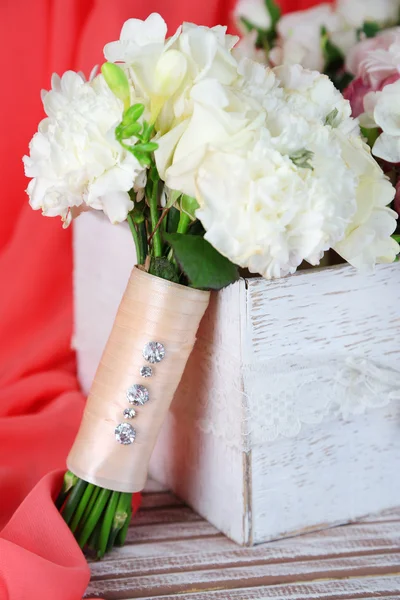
[395,179,400,216]
[343,77,372,117]
[344,28,400,117]
[346,27,400,88]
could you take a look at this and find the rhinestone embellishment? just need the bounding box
[126,384,149,406]
[115,423,136,444]
[143,341,165,364]
[123,407,136,419]
[140,366,153,378]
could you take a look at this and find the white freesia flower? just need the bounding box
[362,80,400,163]
[104,14,239,125]
[23,71,144,226]
[235,0,271,33]
[269,4,339,72]
[333,135,399,269]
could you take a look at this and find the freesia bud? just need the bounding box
[101,62,130,110]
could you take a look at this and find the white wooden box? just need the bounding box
[73,211,400,545]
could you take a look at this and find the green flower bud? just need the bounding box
[101,62,130,110]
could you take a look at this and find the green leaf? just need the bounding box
[164,233,240,290]
[149,257,180,283]
[325,108,339,127]
[290,148,314,171]
[180,194,199,220]
[360,126,380,149]
[166,189,182,209]
[392,235,400,243]
[101,63,130,110]
[265,0,281,28]
[358,21,380,39]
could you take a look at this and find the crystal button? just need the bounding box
[143,341,165,363]
[115,423,136,444]
[126,384,149,405]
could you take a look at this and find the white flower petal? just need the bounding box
[99,191,134,224]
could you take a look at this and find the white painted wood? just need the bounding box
[86,491,400,599]
[74,211,400,546]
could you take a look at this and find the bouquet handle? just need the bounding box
[67,267,210,493]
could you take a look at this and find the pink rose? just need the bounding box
[346,27,400,88]
[343,77,372,117]
[344,72,400,117]
[344,28,400,117]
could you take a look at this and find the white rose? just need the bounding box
[23,71,144,226]
[270,4,339,72]
[362,80,400,163]
[235,0,272,33]
[333,134,399,269]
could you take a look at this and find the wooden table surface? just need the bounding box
[86,481,400,599]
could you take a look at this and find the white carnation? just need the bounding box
[333,135,399,269]
[269,4,340,72]
[23,71,144,226]
[156,61,392,278]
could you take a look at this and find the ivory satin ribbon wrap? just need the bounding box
[67,267,210,493]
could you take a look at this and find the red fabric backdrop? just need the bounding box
[0,1,332,599]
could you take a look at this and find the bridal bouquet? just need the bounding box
[23,13,399,558]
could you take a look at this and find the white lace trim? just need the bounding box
[173,355,400,450]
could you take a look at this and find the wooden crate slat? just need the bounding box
[127,576,400,600]
[90,521,400,579]
[139,493,184,510]
[132,506,201,527]
[124,520,221,544]
[86,552,400,599]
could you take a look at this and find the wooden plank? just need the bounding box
[130,576,400,599]
[90,521,400,579]
[139,493,183,510]
[86,553,400,598]
[132,506,200,527]
[124,520,220,544]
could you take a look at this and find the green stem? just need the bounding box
[149,176,162,257]
[56,471,78,510]
[97,491,121,559]
[78,488,112,549]
[138,221,148,263]
[115,509,132,547]
[79,485,101,530]
[127,213,143,265]
[167,212,192,264]
[70,483,95,533]
[177,212,191,234]
[61,479,88,525]
[107,493,132,552]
